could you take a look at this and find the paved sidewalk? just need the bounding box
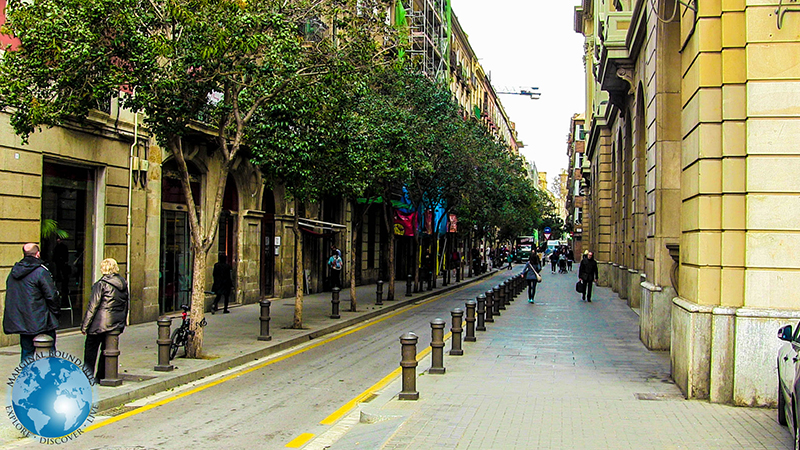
[312,269,794,450]
[0,270,496,445]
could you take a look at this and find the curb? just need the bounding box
[96,270,500,412]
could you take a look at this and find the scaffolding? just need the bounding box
[405,0,449,82]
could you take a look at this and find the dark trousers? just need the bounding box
[83,332,108,381]
[20,330,57,363]
[551,259,557,272]
[582,280,595,302]
[330,270,341,289]
[526,279,538,300]
[213,290,230,312]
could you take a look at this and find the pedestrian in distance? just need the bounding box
[81,258,128,383]
[506,251,513,270]
[211,254,233,314]
[522,254,543,303]
[567,248,575,272]
[578,251,599,302]
[3,243,61,363]
[328,250,343,289]
[550,250,559,274]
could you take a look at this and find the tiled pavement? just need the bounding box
[318,269,794,450]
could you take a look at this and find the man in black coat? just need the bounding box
[578,251,599,302]
[3,243,60,362]
[212,254,233,314]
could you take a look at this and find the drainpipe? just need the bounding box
[126,92,138,324]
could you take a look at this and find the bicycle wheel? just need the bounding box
[169,327,186,360]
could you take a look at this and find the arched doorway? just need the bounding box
[160,160,201,314]
[217,174,239,303]
[260,189,275,297]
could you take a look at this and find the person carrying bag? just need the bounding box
[522,254,543,304]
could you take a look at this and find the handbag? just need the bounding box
[576,280,585,293]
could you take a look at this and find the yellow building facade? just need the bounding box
[575,0,800,406]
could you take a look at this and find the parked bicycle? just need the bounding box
[170,304,207,360]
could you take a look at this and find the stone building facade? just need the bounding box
[0,0,519,348]
[575,0,800,406]
[565,114,587,257]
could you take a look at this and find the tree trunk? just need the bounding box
[381,198,396,301]
[186,252,206,358]
[413,234,420,291]
[292,212,304,329]
[170,136,230,358]
[349,201,367,312]
[467,232,473,277]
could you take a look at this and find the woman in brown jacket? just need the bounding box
[81,258,128,382]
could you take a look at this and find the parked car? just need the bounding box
[777,322,800,449]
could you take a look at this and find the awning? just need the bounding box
[297,218,347,232]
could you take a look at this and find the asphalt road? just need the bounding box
[11,274,504,450]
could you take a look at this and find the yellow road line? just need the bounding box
[85,283,475,433]
[285,433,316,448]
[319,331,451,426]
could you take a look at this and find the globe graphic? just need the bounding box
[10,356,94,438]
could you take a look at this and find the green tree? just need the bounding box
[0,0,393,352]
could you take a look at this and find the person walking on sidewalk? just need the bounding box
[212,254,233,314]
[578,251,599,302]
[81,258,128,383]
[522,254,542,303]
[3,243,60,363]
[506,251,513,270]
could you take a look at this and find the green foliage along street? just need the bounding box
[0,0,556,356]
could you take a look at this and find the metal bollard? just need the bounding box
[399,332,420,400]
[429,319,446,375]
[485,290,495,323]
[33,334,55,357]
[331,287,341,319]
[99,330,123,386]
[504,280,512,304]
[155,317,174,371]
[376,280,384,305]
[476,294,487,331]
[465,300,477,342]
[493,286,502,315]
[259,299,273,341]
[517,275,524,296]
[450,308,464,356]
[406,275,413,297]
[496,285,506,311]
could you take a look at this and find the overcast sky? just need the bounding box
[450,0,586,183]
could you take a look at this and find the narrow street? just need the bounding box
[7,268,792,450]
[7,274,499,450]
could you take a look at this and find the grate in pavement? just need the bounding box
[97,405,140,417]
[635,392,685,401]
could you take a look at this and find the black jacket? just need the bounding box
[578,258,599,283]
[82,274,128,335]
[3,256,60,335]
[212,262,233,294]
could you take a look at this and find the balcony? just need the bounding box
[597,11,632,100]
